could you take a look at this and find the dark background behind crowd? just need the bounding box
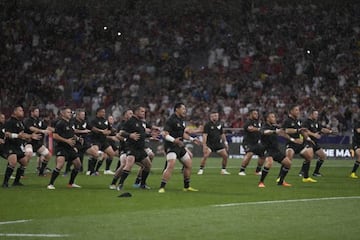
[1,0,359,134]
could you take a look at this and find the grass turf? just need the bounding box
[0,156,359,239]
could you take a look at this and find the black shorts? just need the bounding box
[55,147,79,162]
[110,141,119,152]
[165,145,188,159]
[286,142,311,154]
[309,141,321,152]
[3,144,25,160]
[243,143,265,157]
[126,148,148,162]
[26,141,44,153]
[353,143,360,151]
[92,140,112,152]
[265,149,286,163]
[0,144,5,158]
[207,142,225,152]
[76,141,92,155]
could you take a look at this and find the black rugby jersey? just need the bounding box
[203,120,224,145]
[24,116,47,142]
[353,120,360,145]
[243,118,262,145]
[4,116,26,146]
[163,113,185,148]
[282,115,302,139]
[122,116,147,149]
[302,118,323,142]
[54,118,75,149]
[90,116,111,142]
[74,118,91,138]
[261,123,280,151]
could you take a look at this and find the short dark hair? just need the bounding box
[174,102,184,112]
[122,109,132,116]
[288,104,299,112]
[29,106,39,112]
[96,107,105,114]
[132,104,144,112]
[210,108,218,114]
[264,111,275,118]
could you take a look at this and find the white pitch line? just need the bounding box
[0,233,69,238]
[0,219,32,225]
[213,196,360,207]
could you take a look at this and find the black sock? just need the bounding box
[14,166,25,183]
[255,164,262,173]
[3,165,15,185]
[111,175,120,185]
[95,160,103,172]
[300,160,306,173]
[314,159,324,174]
[119,170,130,185]
[199,165,204,170]
[105,158,112,171]
[260,167,269,182]
[160,179,167,188]
[79,155,84,172]
[115,160,121,170]
[39,161,49,175]
[184,178,190,188]
[277,165,284,178]
[49,168,61,185]
[65,160,72,173]
[88,157,96,172]
[69,168,79,185]
[302,161,310,178]
[352,161,360,173]
[240,166,246,172]
[140,170,149,186]
[134,175,141,185]
[278,166,289,185]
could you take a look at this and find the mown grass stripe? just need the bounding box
[213,196,360,207]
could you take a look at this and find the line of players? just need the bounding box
[225,105,360,188]
[1,103,360,191]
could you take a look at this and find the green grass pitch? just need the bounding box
[0,156,359,239]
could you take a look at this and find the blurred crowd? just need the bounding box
[1,0,359,134]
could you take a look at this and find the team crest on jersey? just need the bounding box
[66,126,70,130]
[315,123,318,128]
[217,124,221,129]
[82,123,87,128]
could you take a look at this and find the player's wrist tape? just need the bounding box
[165,135,175,142]
[11,133,19,138]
